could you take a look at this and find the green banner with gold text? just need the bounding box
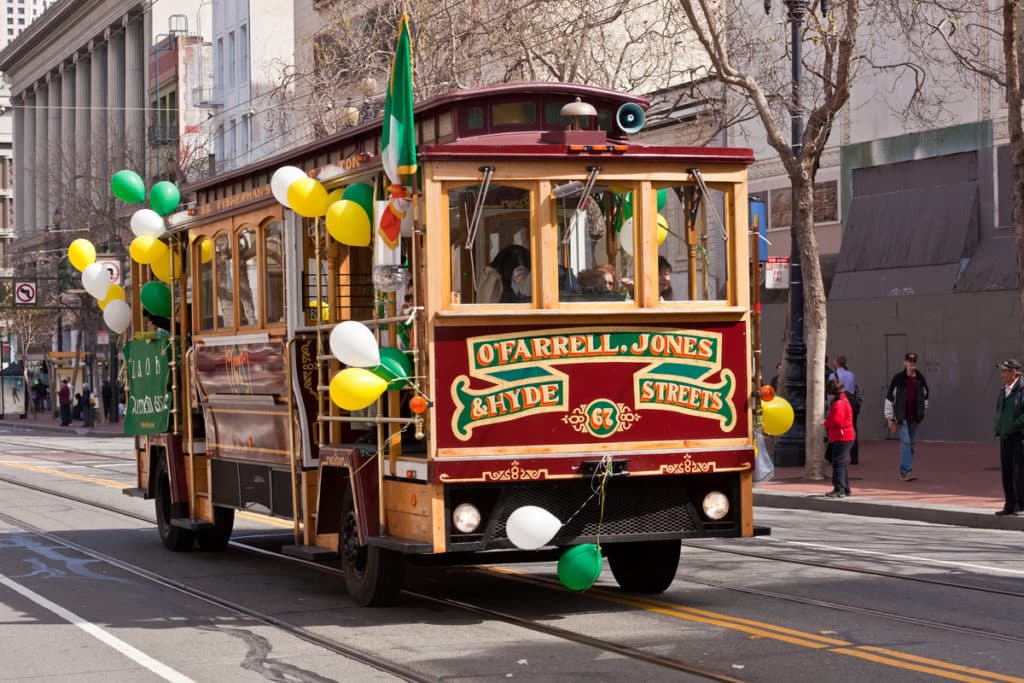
[123,338,171,436]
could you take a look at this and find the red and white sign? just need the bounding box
[97,260,122,285]
[764,257,790,290]
[14,281,36,304]
[96,330,110,345]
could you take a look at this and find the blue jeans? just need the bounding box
[898,421,919,475]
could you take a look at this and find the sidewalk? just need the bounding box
[755,439,1024,530]
[0,412,128,438]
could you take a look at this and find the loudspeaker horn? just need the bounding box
[616,103,645,134]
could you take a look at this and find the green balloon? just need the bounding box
[342,183,374,221]
[149,181,181,217]
[140,281,172,318]
[372,347,413,388]
[657,188,667,211]
[111,169,146,204]
[557,544,603,591]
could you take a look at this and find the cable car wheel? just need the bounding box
[340,486,404,606]
[605,539,681,593]
[196,506,235,551]
[155,455,196,551]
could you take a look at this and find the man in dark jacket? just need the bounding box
[994,359,1024,516]
[884,352,929,481]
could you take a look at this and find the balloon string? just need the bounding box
[595,454,612,550]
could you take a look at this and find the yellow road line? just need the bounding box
[0,460,293,529]
[484,566,1024,683]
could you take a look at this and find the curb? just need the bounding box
[754,491,1024,531]
[0,420,127,439]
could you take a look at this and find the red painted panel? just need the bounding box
[433,322,750,450]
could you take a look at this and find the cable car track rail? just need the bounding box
[0,473,743,682]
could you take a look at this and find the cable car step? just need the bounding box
[281,544,338,561]
[754,525,772,536]
[122,487,149,499]
[366,536,433,553]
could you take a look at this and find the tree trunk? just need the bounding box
[1004,2,1024,324]
[793,164,828,479]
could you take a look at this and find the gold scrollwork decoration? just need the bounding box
[660,455,717,474]
[482,460,549,481]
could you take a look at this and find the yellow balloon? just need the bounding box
[98,284,125,311]
[130,236,157,264]
[762,396,795,436]
[326,199,372,246]
[326,188,344,204]
[199,238,214,264]
[287,177,330,217]
[657,214,669,245]
[329,368,388,411]
[68,239,96,272]
[150,249,182,284]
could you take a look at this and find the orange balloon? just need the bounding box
[760,385,775,402]
[409,395,428,414]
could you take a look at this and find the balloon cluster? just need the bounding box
[66,237,130,334]
[327,321,413,411]
[271,167,374,247]
[113,169,184,286]
[505,505,603,591]
[617,189,670,256]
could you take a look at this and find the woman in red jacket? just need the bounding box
[824,379,856,498]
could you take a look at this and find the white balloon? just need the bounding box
[329,320,380,367]
[271,166,307,207]
[619,217,634,256]
[505,505,562,550]
[82,262,111,300]
[130,208,166,238]
[103,299,132,334]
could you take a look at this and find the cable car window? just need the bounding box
[491,101,535,127]
[466,106,484,130]
[238,228,259,326]
[655,183,729,303]
[448,184,533,305]
[215,234,234,328]
[197,236,214,330]
[264,220,285,325]
[554,182,633,304]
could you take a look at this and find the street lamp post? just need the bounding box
[764,0,827,466]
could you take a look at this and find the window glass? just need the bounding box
[491,101,535,126]
[656,183,728,303]
[215,234,234,328]
[466,106,484,130]
[554,182,633,304]
[197,237,214,330]
[238,228,259,326]
[264,221,285,324]
[448,184,532,305]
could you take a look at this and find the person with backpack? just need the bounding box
[824,379,856,498]
[994,359,1024,516]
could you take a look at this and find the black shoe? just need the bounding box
[844,490,852,497]
[995,509,1014,516]
[824,490,845,498]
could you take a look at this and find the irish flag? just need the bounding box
[381,14,416,186]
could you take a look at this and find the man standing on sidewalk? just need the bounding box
[994,359,1024,516]
[58,379,71,427]
[885,352,929,480]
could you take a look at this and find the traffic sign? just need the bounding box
[97,259,122,285]
[14,282,36,304]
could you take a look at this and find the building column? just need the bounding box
[47,73,61,205]
[106,28,125,171]
[15,92,33,234]
[60,63,74,209]
[75,52,91,200]
[90,41,108,197]
[34,82,48,233]
[124,14,146,172]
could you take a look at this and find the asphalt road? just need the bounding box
[0,432,1021,682]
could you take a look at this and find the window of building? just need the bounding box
[228,31,235,89]
[216,37,224,96]
[769,180,839,229]
[239,24,248,84]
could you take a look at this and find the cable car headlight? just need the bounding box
[701,491,730,520]
[452,503,482,533]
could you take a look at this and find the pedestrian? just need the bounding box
[73,393,83,421]
[823,379,855,498]
[58,379,72,426]
[829,355,862,464]
[993,359,1024,516]
[81,384,94,427]
[884,352,929,481]
[101,379,114,422]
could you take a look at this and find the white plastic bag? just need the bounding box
[753,429,775,483]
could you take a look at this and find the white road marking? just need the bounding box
[768,538,1024,576]
[0,573,195,682]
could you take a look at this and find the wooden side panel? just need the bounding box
[383,480,432,542]
[739,469,753,537]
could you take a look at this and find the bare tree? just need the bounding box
[270,1,707,144]
[894,2,1024,320]
[677,0,864,478]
